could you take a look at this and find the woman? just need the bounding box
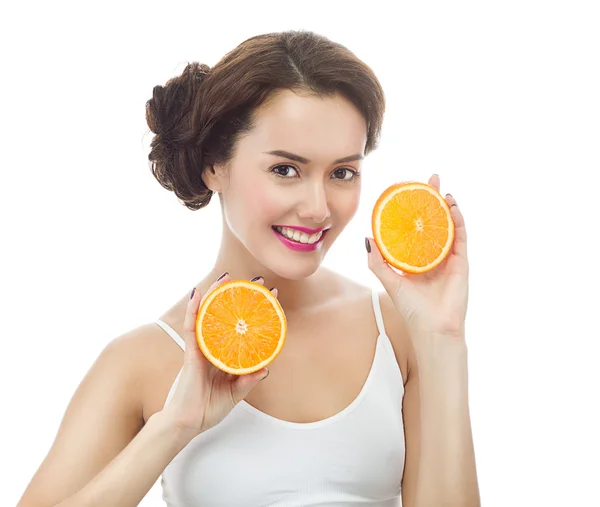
[17,30,479,507]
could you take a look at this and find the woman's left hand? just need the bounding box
[366,174,469,343]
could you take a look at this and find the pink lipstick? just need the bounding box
[272,226,328,252]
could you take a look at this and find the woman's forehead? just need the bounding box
[241,90,368,160]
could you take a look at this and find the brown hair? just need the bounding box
[145,30,385,210]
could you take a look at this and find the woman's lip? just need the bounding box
[272,225,328,234]
[272,228,327,252]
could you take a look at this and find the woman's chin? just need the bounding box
[259,250,327,281]
[268,261,323,281]
[245,231,333,280]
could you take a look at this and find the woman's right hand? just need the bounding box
[160,273,271,441]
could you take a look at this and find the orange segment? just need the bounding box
[372,182,455,274]
[196,280,287,375]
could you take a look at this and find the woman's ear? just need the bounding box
[202,163,221,193]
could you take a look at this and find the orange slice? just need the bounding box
[196,280,287,375]
[372,182,455,274]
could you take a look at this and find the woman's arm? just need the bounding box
[16,327,192,507]
[367,176,479,506]
[380,293,480,507]
[53,411,190,507]
[409,334,480,507]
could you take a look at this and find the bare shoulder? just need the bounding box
[317,269,412,383]
[134,320,187,422]
[56,321,184,430]
[99,318,187,423]
[108,321,184,397]
[376,291,413,385]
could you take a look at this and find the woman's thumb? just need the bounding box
[365,237,403,298]
[231,368,270,403]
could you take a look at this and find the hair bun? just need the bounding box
[146,62,214,210]
[146,62,210,142]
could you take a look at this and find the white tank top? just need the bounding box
[155,290,406,507]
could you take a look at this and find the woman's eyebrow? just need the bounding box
[264,150,364,165]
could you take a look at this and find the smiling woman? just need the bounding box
[198,87,370,281]
[16,30,479,507]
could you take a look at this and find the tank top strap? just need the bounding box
[154,319,186,409]
[370,290,406,400]
[371,289,387,337]
[154,320,186,351]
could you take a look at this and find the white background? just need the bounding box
[2,1,599,506]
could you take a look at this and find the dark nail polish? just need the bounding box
[269,287,276,291]
[190,288,196,300]
[217,272,228,281]
[260,368,270,381]
[365,237,371,253]
[250,276,263,282]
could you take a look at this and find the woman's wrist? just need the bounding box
[412,331,467,362]
[150,409,199,452]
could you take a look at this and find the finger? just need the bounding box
[182,272,231,353]
[445,194,468,260]
[231,368,270,403]
[428,173,440,192]
[181,286,203,355]
[270,287,278,298]
[365,237,405,298]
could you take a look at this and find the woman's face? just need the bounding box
[207,89,367,280]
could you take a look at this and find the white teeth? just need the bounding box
[274,226,324,244]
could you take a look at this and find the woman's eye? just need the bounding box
[272,165,298,178]
[333,168,357,181]
[272,165,358,181]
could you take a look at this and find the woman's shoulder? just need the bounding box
[319,270,411,383]
[375,291,412,385]
[99,318,186,423]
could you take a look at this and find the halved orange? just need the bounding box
[196,280,287,375]
[372,182,455,274]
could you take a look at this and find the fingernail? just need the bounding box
[260,368,270,381]
[446,193,453,198]
[190,287,196,300]
[250,276,263,282]
[364,237,371,253]
[269,287,276,291]
[217,272,228,281]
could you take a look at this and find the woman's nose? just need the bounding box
[297,183,331,223]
